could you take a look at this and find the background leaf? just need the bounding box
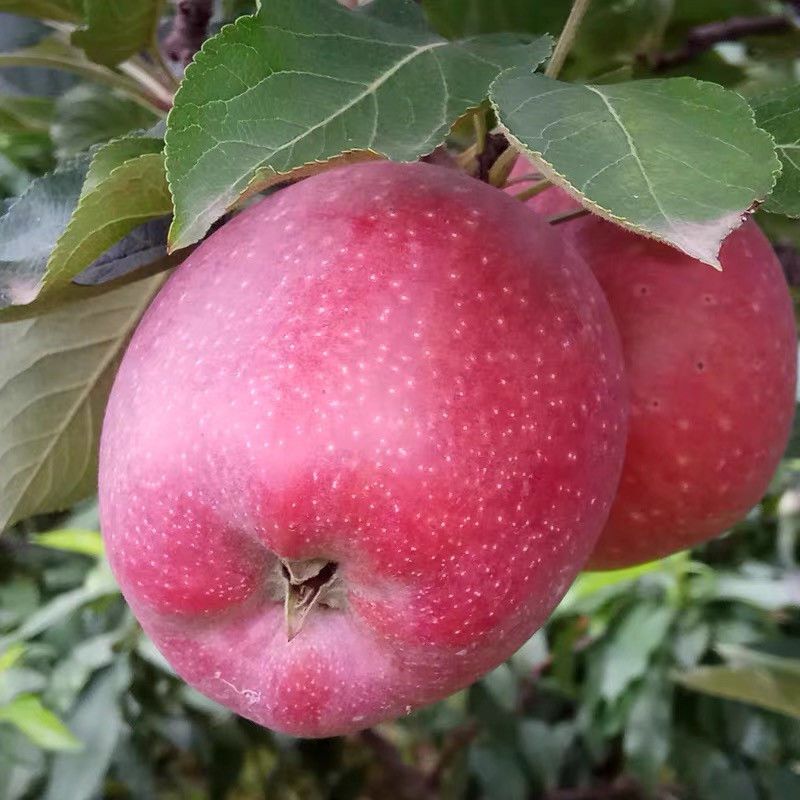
[675,666,800,719]
[0,695,80,751]
[51,85,158,159]
[0,1,83,24]
[0,275,164,532]
[72,0,164,67]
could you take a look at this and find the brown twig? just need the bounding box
[651,12,797,71]
[164,0,214,66]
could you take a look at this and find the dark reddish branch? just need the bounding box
[164,0,214,65]
[652,12,797,71]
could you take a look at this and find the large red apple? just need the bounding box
[99,161,627,737]
[509,159,797,569]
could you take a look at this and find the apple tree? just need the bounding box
[0,1,799,798]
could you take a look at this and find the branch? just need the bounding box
[652,13,797,71]
[164,0,214,66]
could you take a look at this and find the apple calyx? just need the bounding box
[279,558,344,641]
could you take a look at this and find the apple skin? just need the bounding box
[99,161,627,737]
[509,160,797,568]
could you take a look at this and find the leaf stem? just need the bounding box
[473,109,488,155]
[487,144,518,186]
[545,0,593,79]
[547,207,590,225]
[513,179,552,202]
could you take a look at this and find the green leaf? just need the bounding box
[469,740,527,800]
[0,645,24,672]
[40,143,171,307]
[558,552,689,613]
[597,604,674,701]
[675,666,800,719]
[491,72,780,267]
[43,661,129,800]
[0,137,171,313]
[51,85,158,159]
[72,0,165,67]
[0,1,83,23]
[0,563,118,649]
[422,0,571,38]
[165,0,552,248]
[519,720,574,792]
[717,640,800,678]
[0,153,91,309]
[624,671,672,788]
[751,86,800,218]
[0,34,161,114]
[0,95,53,133]
[0,694,81,751]
[0,276,165,532]
[31,529,103,558]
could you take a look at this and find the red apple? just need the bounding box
[509,159,797,569]
[100,161,627,737]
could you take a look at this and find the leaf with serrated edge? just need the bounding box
[491,70,780,267]
[0,137,169,314]
[0,276,164,532]
[165,0,552,249]
[72,0,164,67]
[41,151,171,303]
[0,155,90,309]
[752,86,800,218]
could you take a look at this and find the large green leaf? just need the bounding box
[491,71,780,267]
[72,0,164,67]
[0,695,81,752]
[675,665,800,719]
[751,86,800,218]
[0,1,83,23]
[0,276,164,532]
[165,0,552,248]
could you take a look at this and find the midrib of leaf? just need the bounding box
[584,85,673,237]
[1,280,162,530]
[177,38,448,235]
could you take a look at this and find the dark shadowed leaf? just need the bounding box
[73,216,171,285]
[72,0,164,67]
